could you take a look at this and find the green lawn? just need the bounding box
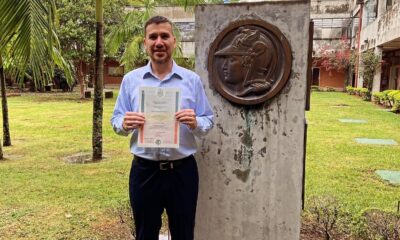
[0,91,399,239]
[306,92,400,213]
[0,92,133,239]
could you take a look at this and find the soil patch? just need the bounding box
[63,152,103,164]
[301,219,351,240]
[92,218,134,240]
[0,154,24,161]
[331,103,350,107]
[300,221,325,240]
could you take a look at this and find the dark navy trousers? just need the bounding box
[129,155,199,240]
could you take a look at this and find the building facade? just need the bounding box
[311,0,353,91]
[355,0,400,92]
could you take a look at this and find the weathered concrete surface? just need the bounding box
[311,0,351,18]
[377,2,400,47]
[360,20,378,51]
[359,0,400,51]
[194,2,310,240]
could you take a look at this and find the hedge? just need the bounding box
[391,92,400,113]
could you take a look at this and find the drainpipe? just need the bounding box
[355,0,364,87]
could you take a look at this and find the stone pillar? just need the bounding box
[357,56,364,88]
[372,46,383,93]
[194,2,310,240]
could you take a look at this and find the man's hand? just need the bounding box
[123,112,145,131]
[175,109,197,130]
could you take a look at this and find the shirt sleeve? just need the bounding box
[192,76,214,137]
[110,77,133,136]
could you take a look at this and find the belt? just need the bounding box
[134,155,192,171]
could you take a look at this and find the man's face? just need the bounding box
[144,22,176,64]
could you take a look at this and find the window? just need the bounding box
[365,0,378,25]
[387,0,393,10]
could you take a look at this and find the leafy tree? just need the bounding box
[313,38,352,73]
[0,0,72,151]
[360,49,381,100]
[56,0,126,98]
[313,38,355,87]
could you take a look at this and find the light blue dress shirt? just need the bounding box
[111,61,214,161]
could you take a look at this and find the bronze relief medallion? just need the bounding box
[208,19,292,105]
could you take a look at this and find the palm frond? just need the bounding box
[169,0,206,10]
[52,47,74,85]
[142,0,156,20]
[0,0,72,88]
[121,35,146,71]
[106,10,144,55]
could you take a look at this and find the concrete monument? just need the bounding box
[194,1,310,240]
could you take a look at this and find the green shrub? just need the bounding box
[382,90,394,95]
[354,88,362,96]
[352,208,400,240]
[326,87,336,92]
[372,92,384,103]
[391,93,400,113]
[346,86,355,95]
[311,85,321,92]
[359,88,371,101]
[387,90,400,106]
[306,195,351,240]
[382,90,395,107]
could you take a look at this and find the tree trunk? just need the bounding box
[92,0,104,161]
[0,55,11,147]
[78,60,85,99]
[0,138,3,160]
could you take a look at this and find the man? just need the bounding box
[111,16,214,240]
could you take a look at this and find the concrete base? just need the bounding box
[195,2,310,240]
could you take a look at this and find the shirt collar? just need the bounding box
[142,60,183,80]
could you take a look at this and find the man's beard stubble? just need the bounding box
[151,51,170,64]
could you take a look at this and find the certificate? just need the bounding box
[138,87,180,148]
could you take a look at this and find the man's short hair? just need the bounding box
[144,16,173,35]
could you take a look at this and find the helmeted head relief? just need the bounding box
[215,27,277,97]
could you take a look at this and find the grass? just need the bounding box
[0,91,132,239]
[0,91,399,239]
[306,92,400,214]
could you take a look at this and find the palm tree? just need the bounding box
[0,55,10,147]
[106,0,155,71]
[0,0,73,150]
[0,54,8,160]
[92,0,105,160]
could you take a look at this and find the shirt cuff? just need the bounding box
[191,116,212,137]
[113,118,132,136]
